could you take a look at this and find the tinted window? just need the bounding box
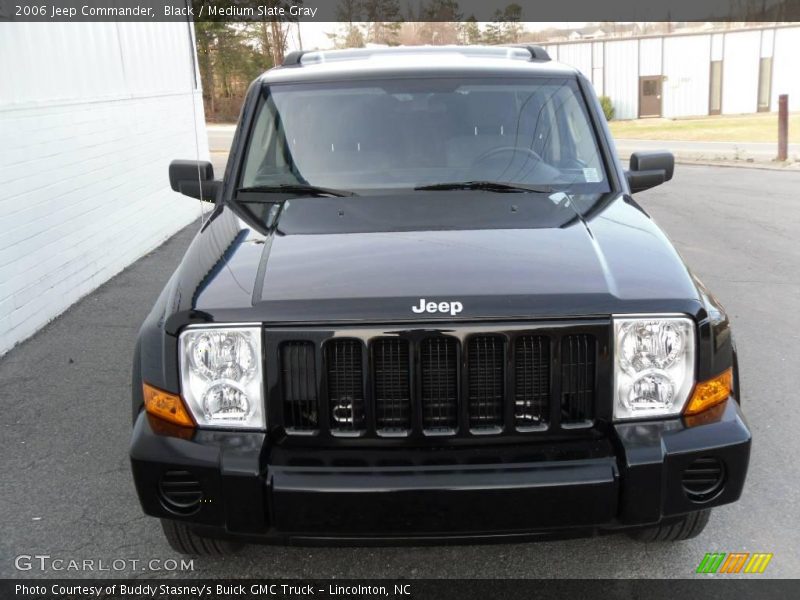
[241,77,609,192]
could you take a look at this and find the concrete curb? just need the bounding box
[616,154,800,172]
[674,158,800,171]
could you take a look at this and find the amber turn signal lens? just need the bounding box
[143,382,195,428]
[684,368,733,416]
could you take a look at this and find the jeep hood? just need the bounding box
[175,194,703,324]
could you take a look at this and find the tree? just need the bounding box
[482,20,503,45]
[499,3,524,43]
[329,0,367,49]
[459,16,482,45]
[729,0,774,20]
[195,23,271,121]
[195,22,226,116]
[599,96,615,121]
[336,0,362,22]
[345,24,367,47]
[253,0,303,64]
[361,0,403,45]
[268,19,290,63]
[484,3,524,45]
[253,22,275,65]
[412,0,462,45]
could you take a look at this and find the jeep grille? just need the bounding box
[274,324,604,442]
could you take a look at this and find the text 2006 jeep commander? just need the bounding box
[130,46,751,555]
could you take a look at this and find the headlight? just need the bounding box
[613,316,695,420]
[178,326,265,429]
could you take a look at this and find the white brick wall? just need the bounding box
[0,22,209,355]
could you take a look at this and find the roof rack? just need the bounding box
[282,50,304,66]
[504,44,552,61]
[280,45,552,67]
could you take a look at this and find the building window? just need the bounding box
[758,57,772,112]
[709,60,723,115]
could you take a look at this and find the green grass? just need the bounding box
[609,112,799,142]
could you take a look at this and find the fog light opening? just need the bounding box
[158,470,203,515]
[682,457,726,503]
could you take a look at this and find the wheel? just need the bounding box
[627,509,711,542]
[160,519,244,555]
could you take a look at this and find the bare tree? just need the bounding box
[256,0,304,64]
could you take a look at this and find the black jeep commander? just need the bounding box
[130,46,750,555]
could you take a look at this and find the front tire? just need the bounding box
[627,509,711,542]
[160,519,244,555]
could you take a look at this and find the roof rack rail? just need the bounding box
[281,45,551,67]
[282,50,305,66]
[504,44,551,62]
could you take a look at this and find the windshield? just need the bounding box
[240,77,610,193]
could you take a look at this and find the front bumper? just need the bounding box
[130,400,750,543]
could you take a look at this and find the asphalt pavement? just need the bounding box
[1,164,799,578]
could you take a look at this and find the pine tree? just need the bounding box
[459,16,482,45]
[363,0,403,46]
[484,4,525,45]
[334,0,367,49]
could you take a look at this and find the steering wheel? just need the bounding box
[471,146,543,170]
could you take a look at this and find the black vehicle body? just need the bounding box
[130,47,750,546]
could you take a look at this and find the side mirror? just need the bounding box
[169,160,219,202]
[626,151,674,194]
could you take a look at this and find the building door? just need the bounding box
[638,76,662,118]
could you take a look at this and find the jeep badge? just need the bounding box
[412,298,463,316]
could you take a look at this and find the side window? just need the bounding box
[241,97,278,184]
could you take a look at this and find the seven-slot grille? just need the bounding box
[420,337,459,432]
[280,341,318,432]
[561,334,596,424]
[514,335,550,429]
[279,330,598,439]
[325,339,365,434]
[468,336,505,432]
[373,338,411,434]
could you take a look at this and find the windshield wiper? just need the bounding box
[236,184,357,198]
[414,181,554,194]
